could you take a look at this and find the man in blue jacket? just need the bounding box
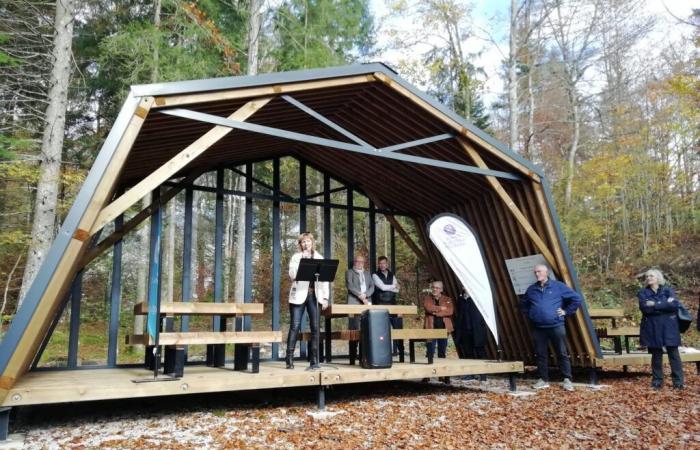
[519,264,582,391]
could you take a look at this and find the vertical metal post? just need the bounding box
[244,162,253,331]
[107,213,124,367]
[207,168,226,368]
[234,163,254,369]
[182,187,193,333]
[388,227,396,284]
[347,188,354,265]
[299,161,307,358]
[146,188,163,376]
[67,270,83,368]
[299,161,307,231]
[272,158,281,360]
[369,201,376,272]
[0,407,10,441]
[323,174,332,361]
[509,374,517,392]
[214,168,224,325]
[588,367,599,386]
[317,386,326,410]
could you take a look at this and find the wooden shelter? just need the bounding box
[0,63,605,420]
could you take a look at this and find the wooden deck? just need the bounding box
[595,351,700,367]
[2,358,523,407]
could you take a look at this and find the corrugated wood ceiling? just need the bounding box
[120,79,521,217]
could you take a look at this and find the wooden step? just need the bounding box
[126,330,283,346]
[133,302,264,316]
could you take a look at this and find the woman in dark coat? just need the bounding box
[638,269,683,390]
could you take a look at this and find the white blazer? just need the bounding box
[288,251,330,305]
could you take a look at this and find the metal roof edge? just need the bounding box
[131,62,393,97]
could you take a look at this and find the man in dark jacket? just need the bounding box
[372,256,403,356]
[519,264,581,391]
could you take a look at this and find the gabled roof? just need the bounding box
[112,63,542,217]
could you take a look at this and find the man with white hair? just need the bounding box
[519,264,581,391]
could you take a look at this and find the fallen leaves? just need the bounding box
[17,366,700,449]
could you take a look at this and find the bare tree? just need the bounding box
[19,0,77,306]
[544,0,600,208]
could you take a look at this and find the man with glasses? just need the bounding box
[423,280,454,383]
[346,254,375,356]
[519,264,581,391]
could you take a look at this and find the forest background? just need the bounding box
[0,0,698,365]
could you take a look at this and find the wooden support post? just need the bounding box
[81,169,205,269]
[90,98,272,235]
[509,374,517,392]
[0,97,154,396]
[364,190,439,279]
[459,139,557,270]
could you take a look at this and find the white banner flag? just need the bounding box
[428,214,498,344]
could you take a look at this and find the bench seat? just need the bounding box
[297,328,448,364]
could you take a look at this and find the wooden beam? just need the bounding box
[0,97,155,394]
[321,304,418,317]
[363,190,440,279]
[152,74,374,108]
[80,169,205,269]
[127,330,283,346]
[459,139,557,270]
[133,302,264,316]
[588,308,625,319]
[90,97,272,235]
[373,71,540,182]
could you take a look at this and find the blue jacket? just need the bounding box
[520,280,582,328]
[638,286,681,348]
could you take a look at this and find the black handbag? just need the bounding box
[678,303,692,333]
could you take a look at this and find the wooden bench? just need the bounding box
[589,308,632,354]
[298,328,448,365]
[127,302,281,374]
[320,304,419,363]
[597,326,639,354]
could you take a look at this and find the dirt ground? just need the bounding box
[11,365,700,449]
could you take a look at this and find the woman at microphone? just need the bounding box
[285,233,329,369]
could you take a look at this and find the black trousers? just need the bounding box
[532,325,572,381]
[286,292,319,365]
[649,346,683,387]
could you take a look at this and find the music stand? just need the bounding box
[296,258,339,371]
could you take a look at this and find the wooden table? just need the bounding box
[321,304,418,363]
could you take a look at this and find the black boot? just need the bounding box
[285,352,294,369]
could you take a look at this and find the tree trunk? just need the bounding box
[247,0,262,75]
[19,0,76,307]
[508,0,519,152]
[564,88,580,209]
